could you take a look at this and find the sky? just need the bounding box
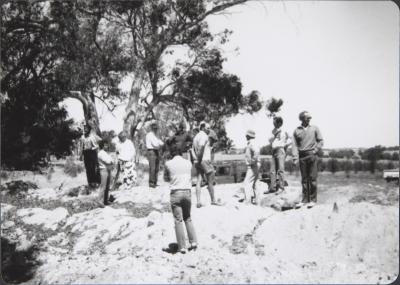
[63,1,399,149]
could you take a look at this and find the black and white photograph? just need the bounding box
[1,0,399,283]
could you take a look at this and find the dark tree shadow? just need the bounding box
[1,237,42,284]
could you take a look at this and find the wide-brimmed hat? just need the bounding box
[246,129,256,138]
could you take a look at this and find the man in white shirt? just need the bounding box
[268,116,291,193]
[192,121,219,208]
[146,121,164,188]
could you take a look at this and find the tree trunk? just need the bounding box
[68,91,101,135]
[123,72,154,140]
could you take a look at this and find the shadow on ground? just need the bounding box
[1,237,42,284]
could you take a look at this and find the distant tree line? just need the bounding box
[255,157,398,177]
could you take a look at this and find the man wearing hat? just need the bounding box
[292,111,324,208]
[146,120,164,188]
[192,121,219,207]
[239,129,260,204]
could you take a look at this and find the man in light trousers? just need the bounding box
[239,129,260,205]
[268,116,291,194]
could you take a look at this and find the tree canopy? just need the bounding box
[1,0,264,169]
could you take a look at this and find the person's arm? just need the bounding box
[292,131,299,163]
[253,143,260,167]
[315,126,324,152]
[197,136,209,163]
[163,164,171,182]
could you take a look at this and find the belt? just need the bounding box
[299,150,315,158]
[170,189,190,194]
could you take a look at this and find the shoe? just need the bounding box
[307,202,315,208]
[295,202,304,209]
[188,243,198,251]
[108,195,116,203]
[196,203,203,208]
[238,198,245,203]
[180,248,187,254]
[211,202,222,206]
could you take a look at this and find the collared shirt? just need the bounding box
[269,127,291,149]
[164,155,192,190]
[146,131,164,150]
[193,130,211,161]
[81,133,99,150]
[292,124,324,158]
[245,138,260,166]
[116,139,136,162]
[98,149,113,169]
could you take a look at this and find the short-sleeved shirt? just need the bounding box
[146,131,164,150]
[193,130,211,161]
[116,139,136,162]
[269,127,291,149]
[82,133,99,150]
[245,138,260,167]
[98,150,113,169]
[164,156,192,190]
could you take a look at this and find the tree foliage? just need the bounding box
[1,0,259,168]
[1,1,81,169]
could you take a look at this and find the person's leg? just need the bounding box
[276,148,286,190]
[195,165,203,207]
[155,151,160,185]
[148,151,156,187]
[181,191,197,246]
[299,157,309,203]
[93,151,101,185]
[170,192,186,251]
[104,169,111,204]
[309,154,318,203]
[206,171,216,204]
[83,151,91,185]
[98,168,108,204]
[88,150,98,187]
[112,161,121,191]
[242,167,254,202]
[251,165,259,204]
[269,155,277,192]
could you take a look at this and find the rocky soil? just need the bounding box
[1,167,398,284]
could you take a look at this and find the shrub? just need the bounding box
[63,156,84,177]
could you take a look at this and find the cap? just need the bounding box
[246,129,256,138]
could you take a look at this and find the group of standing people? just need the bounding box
[79,126,136,206]
[240,110,324,209]
[78,110,323,253]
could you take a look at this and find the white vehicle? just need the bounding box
[383,169,399,182]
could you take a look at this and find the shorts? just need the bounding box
[195,160,215,175]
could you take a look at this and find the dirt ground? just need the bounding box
[1,164,398,284]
